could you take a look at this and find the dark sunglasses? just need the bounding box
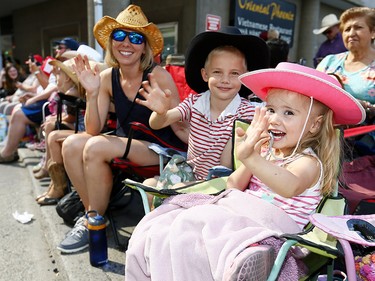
[323,29,333,35]
[111,30,145,45]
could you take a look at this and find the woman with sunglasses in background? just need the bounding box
[57,5,187,253]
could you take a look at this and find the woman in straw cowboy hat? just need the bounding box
[35,46,107,206]
[57,5,187,253]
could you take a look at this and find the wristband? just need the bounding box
[34,70,40,75]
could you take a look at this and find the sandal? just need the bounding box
[35,191,48,201]
[34,168,49,180]
[0,151,19,164]
[37,196,60,206]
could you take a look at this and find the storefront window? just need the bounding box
[158,22,178,63]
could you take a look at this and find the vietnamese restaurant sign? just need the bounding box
[235,0,296,47]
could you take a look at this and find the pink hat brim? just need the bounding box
[239,62,365,125]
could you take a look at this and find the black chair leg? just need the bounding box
[107,210,121,248]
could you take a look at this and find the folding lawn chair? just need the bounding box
[267,186,348,281]
[107,121,187,246]
[110,121,187,182]
[124,118,251,214]
[55,92,86,134]
[125,122,356,280]
[309,213,375,281]
[338,124,375,215]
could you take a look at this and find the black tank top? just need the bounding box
[111,66,186,150]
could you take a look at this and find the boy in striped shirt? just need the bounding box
[137,26,269,182]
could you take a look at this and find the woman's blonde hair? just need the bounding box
[104,35,154,71]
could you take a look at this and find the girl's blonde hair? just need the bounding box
[299,103,340,195]
[104,35,154,71]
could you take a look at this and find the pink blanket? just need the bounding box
[125,189,301,281]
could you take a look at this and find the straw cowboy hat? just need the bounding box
[239,62,365,125]
[93,4,163,56]
[313,14,341,35]
[49,56,107,86]
[185,26,270,97]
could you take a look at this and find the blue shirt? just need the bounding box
[317,52,375,104]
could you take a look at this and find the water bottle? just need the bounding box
[0,113,8,142]
[86,210,108,267]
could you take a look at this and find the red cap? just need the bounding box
[33,54,43,64]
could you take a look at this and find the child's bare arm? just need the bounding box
[137,72,182,129]
[226,164,253,191]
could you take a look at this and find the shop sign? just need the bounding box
[235,0,296,47]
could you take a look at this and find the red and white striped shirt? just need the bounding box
[177,91,255,180]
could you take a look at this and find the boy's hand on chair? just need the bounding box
[137,73,171,116]
[236,107,270,162]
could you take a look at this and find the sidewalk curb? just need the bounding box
[19,148,127,281]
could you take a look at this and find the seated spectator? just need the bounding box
[316,7,375,157]
[0,64,25,99]
[124,62,365,281]
[35,45,107,205]
[28,38,79,170]
[0,65,55,163]
[0,37,79,163]
[0,55,43,116]
[57,4,187,253]
[138,26,269,189]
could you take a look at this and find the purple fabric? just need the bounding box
[259,237,308,280]
[314,33,347,67]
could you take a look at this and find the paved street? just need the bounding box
[0,148,142,281]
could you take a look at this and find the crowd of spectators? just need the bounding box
[0,4,374,280]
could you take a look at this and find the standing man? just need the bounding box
[313,14,347,67]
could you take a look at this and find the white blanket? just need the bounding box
[125,189,301,281]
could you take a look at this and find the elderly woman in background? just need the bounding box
[317,7,375,113]
[317,7,375,156]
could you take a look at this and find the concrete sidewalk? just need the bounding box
[17,147,144,280]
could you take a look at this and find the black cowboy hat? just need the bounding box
[185,26,270,98]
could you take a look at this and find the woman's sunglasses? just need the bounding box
[111,30,145,45]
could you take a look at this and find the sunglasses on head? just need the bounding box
[111,30,145,45]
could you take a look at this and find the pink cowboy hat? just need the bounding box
[239,62,365,125]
